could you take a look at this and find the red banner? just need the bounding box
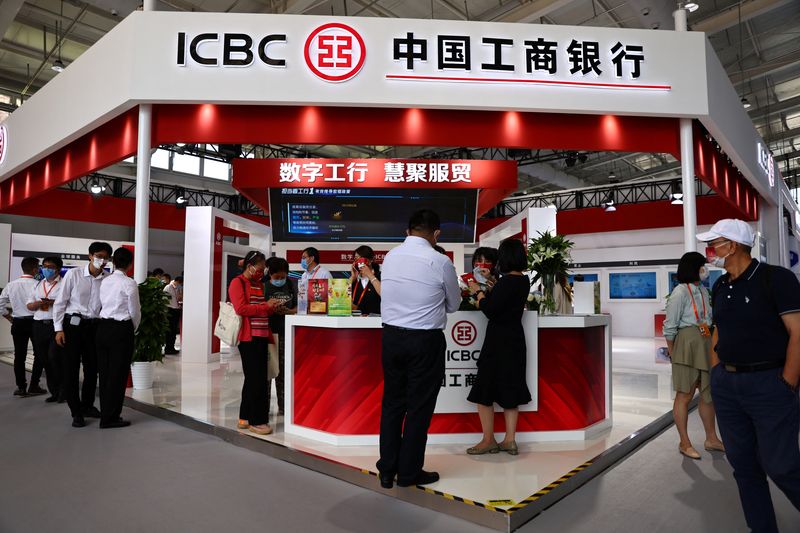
[286,248,454,264]
[233,158,517,189]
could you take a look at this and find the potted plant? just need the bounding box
[131,277,170,390]
[527,231,574,314]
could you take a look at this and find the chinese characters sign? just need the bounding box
[232,158,518,189]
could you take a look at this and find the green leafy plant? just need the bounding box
[133,277,170,363]
[527,231,574,314]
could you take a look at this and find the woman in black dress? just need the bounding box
[466,238,532,456]
[349,245,382,315]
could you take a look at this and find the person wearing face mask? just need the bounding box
[53,241,112,428]
[263,257,297,416]
[27,257,66,403]
[229,251,283,435]
[297,247,332,315]
[163,275,182,355]
[471,247,498,290]
[697,219,800,532]
[93,248,140,429]
[663,251,724,460]
[349,245,382,315]
[377,209,461,489]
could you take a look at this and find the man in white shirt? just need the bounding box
[27,256,66,403]
[163,275,182,355]
[377,210,460,489]
[53,241,112,427]
[94,247,141,429]
[298,247,332,314]
[0,257,41,396]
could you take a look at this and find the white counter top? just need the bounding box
[286,313,610,329]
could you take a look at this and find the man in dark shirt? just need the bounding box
[698,219,800,532]
[264,257,297,416]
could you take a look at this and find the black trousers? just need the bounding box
[238,336,270,426]
[711,365,800,532]
[376,327,445,484]
[32,320,63,397]
[11,317,39,389]
[96,319,134,425]
[165,308,181,352]
[62,316,99,417]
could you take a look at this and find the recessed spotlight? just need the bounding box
[51,59,65,72]
[684,2,699,12]
[90,183,105,195]
[741,97,752,109]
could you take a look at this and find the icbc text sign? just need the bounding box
[232,158,518,190]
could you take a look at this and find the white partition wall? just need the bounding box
[182,207,271,363]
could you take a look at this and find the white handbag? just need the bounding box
[214,301,242,347]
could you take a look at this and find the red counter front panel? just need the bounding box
[293,326,606,435]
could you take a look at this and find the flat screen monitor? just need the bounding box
[569,273,599,284]
[609,272,658,300]
[668,270,723,293]
[269,188,477,243]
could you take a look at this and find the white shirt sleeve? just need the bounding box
[442,259,461,314]
[0,284,10,316]
[53,270,73,331]
[129,279,141,330]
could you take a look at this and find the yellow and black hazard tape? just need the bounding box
[360,469,509,513]
[507,460,593,513]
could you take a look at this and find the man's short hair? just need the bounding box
[267,256,290,274]
[302,247,320,264]
[408,209,441,234]
[152,267,165,276]
[112,247,134,270]
[162,273,172,282]
[20,257,39,274]
[42,256,63,270]
[174,276,183,283]
[89,241,113,256]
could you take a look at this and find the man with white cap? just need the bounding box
[697,218,800,532]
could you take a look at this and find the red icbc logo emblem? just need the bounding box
[0,125,7,167]
[451,321,477,347]
[304,23,366,83]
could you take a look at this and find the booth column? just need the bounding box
[673,6,697,253]
[134,104,152,282]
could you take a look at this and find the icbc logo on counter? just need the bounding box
[304,23,366,82]
[451,320,477,347]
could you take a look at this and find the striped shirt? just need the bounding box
[248,281,270,337]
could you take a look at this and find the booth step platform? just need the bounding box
[119,336,676,531]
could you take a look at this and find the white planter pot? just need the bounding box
[131,361,155,390]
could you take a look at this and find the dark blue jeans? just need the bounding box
[711,364,800,532]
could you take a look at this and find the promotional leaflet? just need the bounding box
[308,279,328,314]
[328,279,352,317]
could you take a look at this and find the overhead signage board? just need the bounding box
[132,12,708,118]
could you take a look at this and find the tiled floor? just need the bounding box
[115,336,676,510]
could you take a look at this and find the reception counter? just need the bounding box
[284,312,611,445]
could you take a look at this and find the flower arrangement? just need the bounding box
[527,231,574,314]
[526,290,542,312]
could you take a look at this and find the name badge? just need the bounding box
[698,323,711,337]
[69,315,81,326]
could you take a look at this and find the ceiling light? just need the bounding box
[684,2,699,12]
[176,196,187,205]
[671,193,684,205]
[90,182,105,195]
[51,59,65,72]
[604,204,617,213]
[741,97,752,109]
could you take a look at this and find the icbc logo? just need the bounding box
[451,321,477,347]
[0,125,7,167]
[304,23,366,83]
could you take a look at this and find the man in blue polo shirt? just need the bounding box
[698,219,800,532]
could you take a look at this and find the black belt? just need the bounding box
[383,324,441,333]
[35,319,54,324]
[100,318,131,323]
[722,360,784,373]
[13,316,33,320]
[66,313,98,323]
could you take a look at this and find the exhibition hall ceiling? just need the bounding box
[0,0,798,197]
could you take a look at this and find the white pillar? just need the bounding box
[143,0,156,11]
[134,104,152,282]
[182,207,217,363]
[674,6,696,252]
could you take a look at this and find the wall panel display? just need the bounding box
[609,272,658,300]
[269,188,477,243]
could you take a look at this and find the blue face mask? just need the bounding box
[41,268,57,280]
[300,258,309,271]
[270,278,287,288]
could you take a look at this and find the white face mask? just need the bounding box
[699,267,710,281]
[92,257,106,269]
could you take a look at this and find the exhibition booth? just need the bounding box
[0,9,795,532]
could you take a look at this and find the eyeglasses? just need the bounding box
[708,239,730,250]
